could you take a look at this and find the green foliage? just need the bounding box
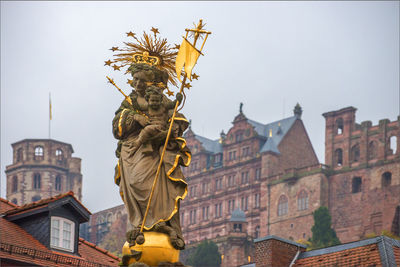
[187,240,221,267]
[309,206,341,250]
[364,230,400,240]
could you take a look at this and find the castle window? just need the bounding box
[11,198,17,205]
[202,182,208,194]
[236,132,244,142]
[55,175,62,191]
[32,195,41,202]
[241,171,249,184]
[389,136,397,154]
[228,150,237,161]
[228,175,235,187]
[12,176,18,193]
[335,149,343,166]
[202,206,209,221]
[16,148,23,162]
[34,146,44,160]
[352,177,362,193]
[297,190,309,211]
[181,211,185,226]
[33,173,41,189]
[255,168,261,180]
[228,199,236,213]
[241,196,249,211]
[215,177,223,190]
[254,193,260,208]
[215,203,222,218]
[351,144,360,163]
[234,223,242,232]
[242,146,250,157]
[278,195,288,216]
[382,172,392,187]
[189,209,197,224]
[56,149,63,161]
[335,118,344,135]
[51,216,75,252]
[368,141,377,160]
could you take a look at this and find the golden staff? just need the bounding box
[106,76,132,105]
[140,19,211,233]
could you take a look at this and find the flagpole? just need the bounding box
[49,92,51,139]
[140,19,210,233]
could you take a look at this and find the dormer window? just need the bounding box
[50,216,75,252]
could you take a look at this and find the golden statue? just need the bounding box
[106,20,211,267]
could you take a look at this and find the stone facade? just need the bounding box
[5,139,83,205]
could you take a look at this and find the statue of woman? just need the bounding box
[112,63,190,251]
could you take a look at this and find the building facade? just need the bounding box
[81,105,399,267]
[5,139,83,205]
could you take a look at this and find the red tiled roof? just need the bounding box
[3,191,91,216]
[394,246,400,266]
[0,198,18,213]
[294,243,382,266]
[0,196,118,266]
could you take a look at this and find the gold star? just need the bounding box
[104,60,113,66]
[166,89,174,97]
[192,73,199,80]
[174,44,181,50]
[112,65,121,71]
[126,31,135,38]
[184,83,192,89]
[110,47,119,52]
[127,79,133,84]
[150,27,159,35]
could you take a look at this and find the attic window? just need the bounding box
[51,216,75,252]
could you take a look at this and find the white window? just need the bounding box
[51,217,75,252]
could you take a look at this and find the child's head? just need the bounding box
[145,86,163,110]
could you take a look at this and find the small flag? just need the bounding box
[175,38,201,82]
[49,93,52,120]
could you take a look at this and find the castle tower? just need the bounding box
[5,139,83,205]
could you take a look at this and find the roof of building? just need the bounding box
[294,236,400,267]
[193,134,223,154]
[230,208,247,222]
[11,138,75,152]
[0,196,119,267]
[3,191,91,218]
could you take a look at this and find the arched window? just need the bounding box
[368,141,377,160]
[56,149,63,161]
[382,172,392,187]
[16,148,23,162]
[32,195,41,202]
[55,175,62,191]
[298,190,309,211]
[278,195,288,216]
[335,149,343,166]
[11,198,17,205]
[34,146,44,160]
[352,177,362,193]
[351,144,360,163]
[335,118,344,135]
[389,136,397,155]
[11,176,18,193]
[33,173,41,189]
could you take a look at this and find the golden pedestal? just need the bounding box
[122,231,179,266]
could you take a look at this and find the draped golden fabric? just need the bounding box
[175,38,200,82]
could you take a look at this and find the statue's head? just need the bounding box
[129,63,169,95]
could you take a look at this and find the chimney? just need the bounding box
[254,235,306,267]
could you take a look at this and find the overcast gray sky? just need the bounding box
[1,1,399,213]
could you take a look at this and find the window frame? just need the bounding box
[50,216,75,252]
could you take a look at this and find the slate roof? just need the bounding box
[230,208,246,222]
[193,134,223,154]
[294,236,400,267]
[0,195,119,267]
